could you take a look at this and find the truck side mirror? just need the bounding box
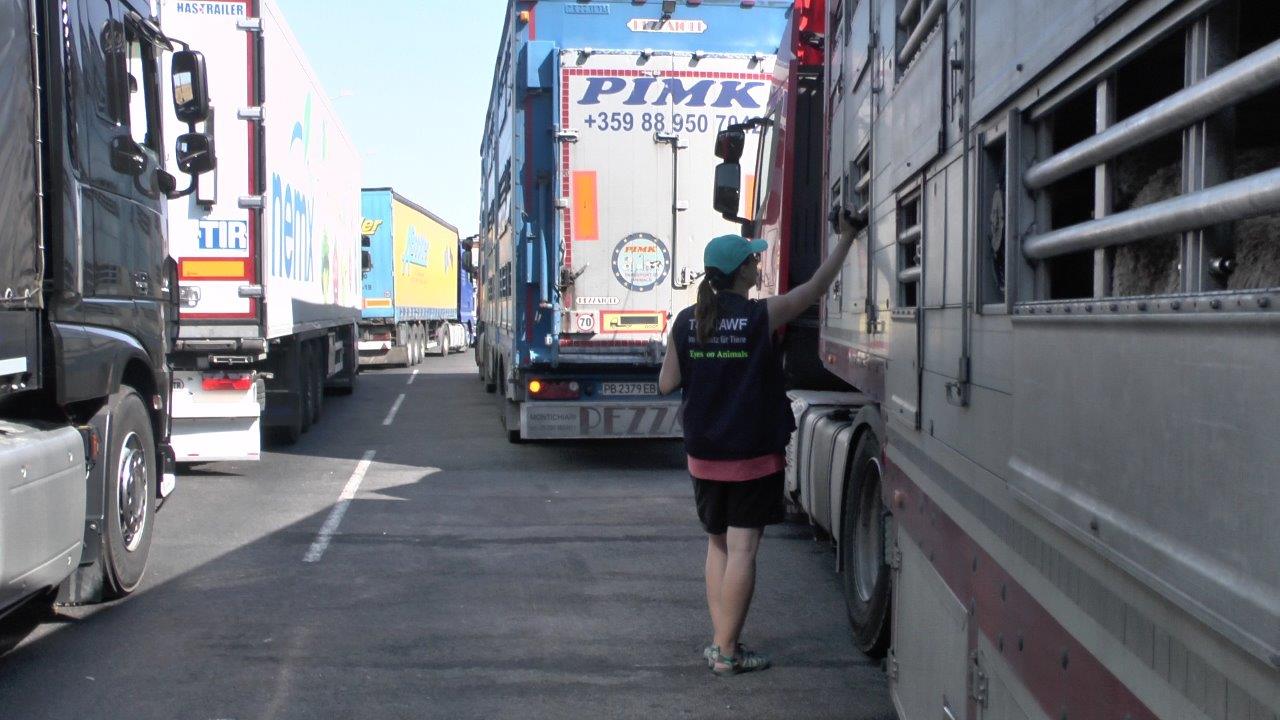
[171,50,211,124]
[714,128,745,162]
[175,131,216,175]
[713,162,742,218]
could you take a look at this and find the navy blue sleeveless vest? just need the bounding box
[673,293,794,460]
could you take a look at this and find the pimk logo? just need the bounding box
[578,77,763,109]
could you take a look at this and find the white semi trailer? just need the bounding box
[161,0,363,461]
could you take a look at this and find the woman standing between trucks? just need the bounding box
[658,224,858,676]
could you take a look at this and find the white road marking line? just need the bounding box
[382,393,406,426]
[407,369,419,385]
[303,450,376,563]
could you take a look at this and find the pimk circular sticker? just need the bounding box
[611,233,670,292]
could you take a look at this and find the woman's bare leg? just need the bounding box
[706,533,728,643]
[712,526,762,659]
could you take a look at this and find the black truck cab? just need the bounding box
[0,0,213,616]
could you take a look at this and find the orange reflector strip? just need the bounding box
[572,171,599,241]
[744,174,757,221]
[364,298,393,308]
[600,311,667,334]
[180,259,248,280]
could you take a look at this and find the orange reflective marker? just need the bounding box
[744,174,757,221]
[573,171,599,241]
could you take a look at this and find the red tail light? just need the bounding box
[528,379,581,400]
[202,373,253,392]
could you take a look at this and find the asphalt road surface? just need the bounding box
[0,353,896,720]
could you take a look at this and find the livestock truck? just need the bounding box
[714,0,1280,718]
[476,0,790,442]
[160,0,363,459]
[0,0,214,622]
[358,188,470,366]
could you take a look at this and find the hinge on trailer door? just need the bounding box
[968,650,989,707]
[945,356,971,407]
[238,107,263,121]
[236,17,261,32]
[866,304,885,335]
[238,195,264,210]
[886,649,899,681]
[554,128,579,143]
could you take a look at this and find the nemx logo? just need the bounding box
[578,77,763,109]
[269,175,315,282]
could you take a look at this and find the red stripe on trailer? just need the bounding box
[561,65,574,306]
[881,457,1159,720]
[558,339,654,348]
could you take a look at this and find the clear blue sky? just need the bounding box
[274,0,508,237]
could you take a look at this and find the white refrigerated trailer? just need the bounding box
[161,0,362,460]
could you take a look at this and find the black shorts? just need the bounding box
[691,472,786,535]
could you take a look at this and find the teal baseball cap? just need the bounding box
[704,234,768,275]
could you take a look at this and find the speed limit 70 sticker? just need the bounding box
[572,312,597,333]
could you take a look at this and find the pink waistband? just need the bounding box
[687,453,785,482]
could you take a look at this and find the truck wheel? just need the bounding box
[310,345,324,424]
[102,389,157,599]
[497,370,521,444]
[411,327,423,366]
[299,348,315,433]
[330,326,358,396]
[439,330,450,357]
[483,354,497,393]
[839,431,891,657]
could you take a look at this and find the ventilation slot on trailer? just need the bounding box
[980,134,1006,305]
[1020,0,1280,300]
[897,192,921,307]
[896,0,943,79]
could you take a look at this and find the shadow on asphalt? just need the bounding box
[267,366,689,475]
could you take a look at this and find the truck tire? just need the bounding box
[329,325,359,396]
[309,344,324,425]
[101,388,157,599]
[497,365,521,443]
[483,354,496,393]
[401,325,415,367]
[299,347,315,433]
[839,431,891,657]
[439,329,450,357]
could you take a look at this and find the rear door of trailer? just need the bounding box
[560,49,772,345]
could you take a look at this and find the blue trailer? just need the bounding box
[477,0,790,442]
